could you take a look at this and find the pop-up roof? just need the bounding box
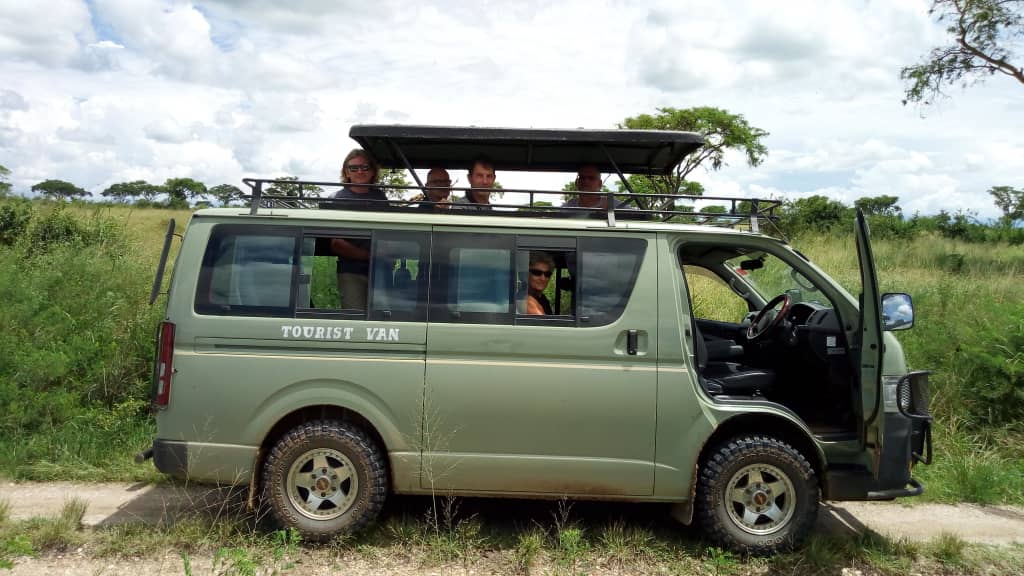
[349,124,704,175]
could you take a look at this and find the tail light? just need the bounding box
[152,321,176,407]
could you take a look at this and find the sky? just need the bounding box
[0,0,1021,218]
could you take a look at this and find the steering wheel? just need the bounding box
[746,293,792,341]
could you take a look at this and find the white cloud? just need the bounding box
[0,0,1019,220]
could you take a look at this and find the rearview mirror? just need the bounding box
[739,258,763,271]
[881,293,914,331]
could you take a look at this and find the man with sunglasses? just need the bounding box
[415,167,453,211]
[525,251,555,315]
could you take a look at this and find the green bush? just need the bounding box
[0,203,162,479]
[0,198,33,246]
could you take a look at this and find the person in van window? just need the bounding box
[525,251,555,315]
[413,168,453,211]
[561,164,630,217]
[454,155,495,210]
[328,148,389,309]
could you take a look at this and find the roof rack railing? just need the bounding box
[240,177,783,234]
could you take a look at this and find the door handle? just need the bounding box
[627,329,638,356]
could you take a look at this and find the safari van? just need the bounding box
[139,125,932,554]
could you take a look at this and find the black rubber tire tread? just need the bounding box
[261,420,387,542]
[696,435,819,555]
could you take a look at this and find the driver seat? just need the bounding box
[694,323,776,396]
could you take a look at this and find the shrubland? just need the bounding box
[0,197,1022,504]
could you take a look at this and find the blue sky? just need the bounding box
[1,0,1021,218]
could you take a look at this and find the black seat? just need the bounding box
[694,323,776,396]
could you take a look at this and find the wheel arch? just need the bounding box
[675,412,825,525]
[247,404,390,508]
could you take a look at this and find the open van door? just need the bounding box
[855,209,884,477]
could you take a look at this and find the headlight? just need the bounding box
[882,375,902,413]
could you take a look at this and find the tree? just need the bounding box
[209,184,245,207]
[780,195,852,233]
[265,176,323,198]
[31,179,89,200]
[618,107,769,215]
[161,177,208,208]
[101,180,162,203]
[989,185,1024,224]
[854,195,902,217]
[0,165,10,197]
[378,169,410,200]
[901,0,1024,105]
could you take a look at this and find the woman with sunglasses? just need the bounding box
[525,251,555,315]
[329,149,388,309]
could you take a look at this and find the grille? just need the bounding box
[898,371,931,418]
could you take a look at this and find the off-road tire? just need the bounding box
[262,420,387,542]
[696,435,818,555]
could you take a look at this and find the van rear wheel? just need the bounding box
[262,420,387,541]
[696,435,818,554]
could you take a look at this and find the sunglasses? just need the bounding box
[347,164,372,173]
[529,268,553,278]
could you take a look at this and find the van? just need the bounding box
[140,125,932,554]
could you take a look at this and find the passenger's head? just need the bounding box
[573,162,602,207]
[528,251,554,293]
[467,155,496,202]
[425,168,452,202]
[340,149,379,190]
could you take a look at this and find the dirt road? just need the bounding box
[3,481,1024,546]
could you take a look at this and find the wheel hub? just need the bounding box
[286,447,358,521]
[725,463,796,535]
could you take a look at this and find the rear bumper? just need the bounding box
[148,438,257,485]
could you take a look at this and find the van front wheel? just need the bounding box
[262,420,387,541]
[696,435,818,554]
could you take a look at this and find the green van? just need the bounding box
[141,125,932,554]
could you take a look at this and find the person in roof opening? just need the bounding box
[329,148,388,310]
[525,251,555,315]
[561,164,629,217]
[414,167,453,211]
[455,155,495,210]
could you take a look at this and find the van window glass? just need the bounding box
[515,249,575,320]
[684,265,748,322]
[579,237,646,326]
[299,235,372,315]
[430,233,514,324]
[369,231,429,322]
[725,254,833,309]
[195,227,297,316]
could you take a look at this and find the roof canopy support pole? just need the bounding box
[249,180,262,215]
[388,140,424,190]
[600,144,628,228]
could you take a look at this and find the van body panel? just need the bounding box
[422,232,660,496]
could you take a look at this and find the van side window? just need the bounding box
[514,236,577,324]
[369,231,429,322]
[298,230,429,322]
[195,225,298,317]
[430,233,514,324]
[579,237,646,326]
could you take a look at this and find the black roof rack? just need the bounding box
[349,124,704,175]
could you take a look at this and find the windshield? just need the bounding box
[726,253,832,309]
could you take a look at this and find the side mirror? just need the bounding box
[881,293,914,331]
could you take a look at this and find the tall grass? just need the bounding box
[0,199,164,479]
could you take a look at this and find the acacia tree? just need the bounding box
[266,176,323,197]
[209,184,245,206]
[854,195,902,217]
[0,165,10,197]
[617,107,769,215]
[163,177,207,207]
[901,0,1024,105]
[31,179,89,200]
[101,180,163,203]
[989,185,1024,224]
